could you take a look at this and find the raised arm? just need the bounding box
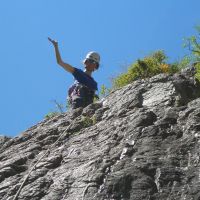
[48,37,75,73]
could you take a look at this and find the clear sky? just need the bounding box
[0,0,200,137]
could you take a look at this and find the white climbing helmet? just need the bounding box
[84,51,100,64]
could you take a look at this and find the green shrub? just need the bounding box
[99,84,111,98]
[184,25,200,81]
[111,50,195,89]
[184,25,200,61]
[45,112,59,119]
[81,116,94,127]
[195,62,200,81]
[45,100,65,119]
[112,50,174,89]
[169,56,192,74]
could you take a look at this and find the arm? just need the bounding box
[48,37,75,73]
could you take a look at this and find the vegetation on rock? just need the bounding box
[111,25,200,89]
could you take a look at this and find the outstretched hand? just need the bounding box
[48,37,58,47]
[48,37,75,73]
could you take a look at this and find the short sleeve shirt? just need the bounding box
[72,68,98,91]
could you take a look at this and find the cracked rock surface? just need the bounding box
[1,67,200,200]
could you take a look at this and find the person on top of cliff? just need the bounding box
[48,37,100,109]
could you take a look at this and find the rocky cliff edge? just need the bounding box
[1,67,200,200]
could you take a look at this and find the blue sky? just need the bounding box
[0,0,200,137]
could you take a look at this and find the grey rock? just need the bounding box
[1,68,200,200]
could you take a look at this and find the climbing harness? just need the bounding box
[68,83,95,109]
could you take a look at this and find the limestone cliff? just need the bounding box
[1,67,200,200]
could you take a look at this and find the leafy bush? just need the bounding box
[184,26,200,61]
[99,84,111,98]
[112,50,181,89]
[45,112,60,119]
[184,25,200,81]
[45,100,65,119]
[81,116,95,127]
[169,56,192,75]
[195,62,200,81]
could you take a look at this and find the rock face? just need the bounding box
[1,67,200,200]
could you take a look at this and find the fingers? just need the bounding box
[48,37,52,42]
[48,37,56,43]
[48,37,58,46]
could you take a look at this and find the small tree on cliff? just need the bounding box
[184,26,200,60]
[184,25,200,80]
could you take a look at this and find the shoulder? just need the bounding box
[72,68,84,74]
[72,68,97,90]
[73,68,93,80]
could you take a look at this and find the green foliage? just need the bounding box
[184,25,200,81]
[45,112,59,119]
[112,50,177,89]
[81,116,94,128]
[169,56,192,74]
[184,25,200,61]
[45,100,65,119]
[93,94,100,103]
[52,100,65,113]
[100,84,106,97]
[93,84,111,103]
[195,62,200,81]
[177,56,192,69]
[99,84,111,98]
[111,49,197,89]
[66,99,71,110]
[91,116,97,125]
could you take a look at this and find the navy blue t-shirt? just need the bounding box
[72,68,97,91]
